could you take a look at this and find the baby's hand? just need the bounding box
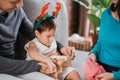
[86,53,96,62]
[60,46,76,60]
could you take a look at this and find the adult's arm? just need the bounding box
[19,8,34,40]
[90,40,100,56]
[90,9,106,56]
[0,56,41,75]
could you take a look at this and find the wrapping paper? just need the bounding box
[82,61,106,80]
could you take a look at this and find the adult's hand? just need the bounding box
[60,46,75,60]
[46,59,57,73]
[95,72,114,80]
[86,53,96,62]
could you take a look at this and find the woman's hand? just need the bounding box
[95,72,114,80]
[60,46,75,60]
[86,53,96,61]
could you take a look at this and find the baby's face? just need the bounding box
[36,29,56,47]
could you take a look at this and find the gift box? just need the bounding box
[82,61,106,80]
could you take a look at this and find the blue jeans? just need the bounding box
[0,72,55,80]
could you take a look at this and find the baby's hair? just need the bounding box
[33,2,61,36]
[34,18,56,33]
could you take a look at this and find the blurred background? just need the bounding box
[65,0,111,51]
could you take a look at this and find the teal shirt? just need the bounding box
[91,8,120,80]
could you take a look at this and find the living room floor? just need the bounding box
[72,50,89,80]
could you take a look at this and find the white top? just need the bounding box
[25,38,57,60]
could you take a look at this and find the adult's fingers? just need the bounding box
[71,47,76,59]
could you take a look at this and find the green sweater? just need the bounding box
[91,8,120,80]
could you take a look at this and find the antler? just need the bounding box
[52,2,62,17]
[36,2,50,21]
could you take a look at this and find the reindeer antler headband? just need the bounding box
[35,2,62,30]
